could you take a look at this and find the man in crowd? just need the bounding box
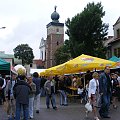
[13,69,31,120]
[99,66,112,118]
[0,75,6,105]
[44,76,57,110]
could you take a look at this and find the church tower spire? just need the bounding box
[45,6,64,68]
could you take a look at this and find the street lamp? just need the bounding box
[0,27,6,29]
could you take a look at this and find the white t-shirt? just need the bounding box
[77,88,83,94]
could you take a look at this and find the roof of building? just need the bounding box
[104,36,114,47]
[46,22,64,28]
[33,59,45,66]
[39,38,46,48]
[113,16,120,26]
[51,6,60,23]
[0,52,22,64]
[0,52,14,59]
[108,37,120,45]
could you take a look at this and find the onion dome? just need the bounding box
[51,6,60,23]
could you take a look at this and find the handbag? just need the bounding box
[85,102,92,112]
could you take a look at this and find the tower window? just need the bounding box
[56,28,59,32]
[57,41,59,45]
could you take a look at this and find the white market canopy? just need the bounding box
[30,68,46,74]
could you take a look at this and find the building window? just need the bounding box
[30,64,32,67]
[57,41,59,45]
[56,28,59,32]
[117,29,120,38]
[41,51,43,60]
[114,48,120,57]
[114,48,117,57]
[118,48,120,57]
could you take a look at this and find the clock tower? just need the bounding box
[45,6,64,68]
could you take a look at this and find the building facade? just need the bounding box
[45,6,64,68]
[105,17,120,59]
[39,37,46,61]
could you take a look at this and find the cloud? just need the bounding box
[0,19,47,59]
[0,0,120,59]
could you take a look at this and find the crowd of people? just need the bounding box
[0,66,120,120]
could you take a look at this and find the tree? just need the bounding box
[54,40,71,65]
[13,44,34,65]
[65,2,109,58]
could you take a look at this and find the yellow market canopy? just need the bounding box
[63,54,117,74]
[40,63,65,76]
[40,54,117,76]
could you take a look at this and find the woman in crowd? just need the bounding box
[6,73,16,119]
[32,72,41,113]
[111,73,119,109]
[27,76,36,119]
[88,72,100,120]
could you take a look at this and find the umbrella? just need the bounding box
[40,63,65,76]
[109,56,120,62]
[14,64,26,75]
[61,54,117,74]
[14,64,26,71]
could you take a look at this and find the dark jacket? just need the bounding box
[33,77,41,95]
[59,80,66,90]
[13,80,31,105]
[99,73,112,95]
[0,77,4,87]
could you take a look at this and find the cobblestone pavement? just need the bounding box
[0,96,120,120]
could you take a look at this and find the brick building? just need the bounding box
[45,6,64,68]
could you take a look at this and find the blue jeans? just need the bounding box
[59,90,68,105]
[46,93,56,108]
[40,87,46,97]
[15,101,29,120]
[99,94,110,117]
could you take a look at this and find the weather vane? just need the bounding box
[54,5,57,11]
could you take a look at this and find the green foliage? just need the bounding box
[13,44,34,65]
[65,2,108,58]
[54,40,71,65]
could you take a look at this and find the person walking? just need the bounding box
[0,76,4,105]
[0,75,6,105]
[32,72,41,113]
[88,72,100,120]
[13,72,31,120]
[111,73,119,109]
[6,73,16,119]
[58,75,68,106]
[44,76,57,110]
[27,76,36,119]
[99,66,112,118]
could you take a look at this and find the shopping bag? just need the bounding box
[85,102,92,112]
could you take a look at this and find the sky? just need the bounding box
[0,0,119,59]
